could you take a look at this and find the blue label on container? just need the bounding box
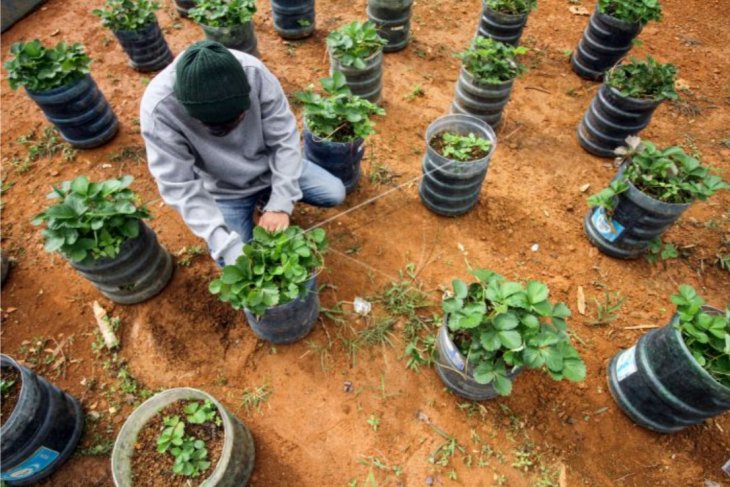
[615,346,637,382]
[0,446,59,481]
[591,207,624,242]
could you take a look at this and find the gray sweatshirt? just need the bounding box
[140,50,302,265]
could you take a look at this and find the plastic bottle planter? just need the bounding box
[367,0,413,53]
[0,354,83,486]
[476,4,528,46]
[451,67,514,129]
[25,74,119,149]
[419,114,497,216]
[69,221,174,304]
[571,7,641,81]
[608,307,730,433]
[112,388,255,487]
[271,0,315,40]
[303,127,364,193]
[435,325,521,401]
[174,0,197,17]
[201,22,260,57]
[329,49,383,104]
[584,177,690,259]
[113,20,173,72]
[243,275,320,344]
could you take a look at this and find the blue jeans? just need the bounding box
[215,160,346,244]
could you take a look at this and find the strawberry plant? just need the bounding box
[31,175,151,263]
[671,285,730,388]
[456,36,527,84]
[189,0,256,27]
[296,72,385,142]
[431,132,492,162]
[443,269,586,396]
[327,21,387,69]
[209,226,328,317]
[598,0,662,25]
[485,0,537,15]
[4,40,90,92]
[606,56,678,101]
[156,403,220,478]
[92,0,160,31]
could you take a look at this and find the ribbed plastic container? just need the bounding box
[271,0,315,39]
[577,84,662,158]
[1,0,47,32]
[113,19,173,72]
[303,127,364,193]
[475,4,528,46]
[243,275,319,344]
[1,251,10,287]
[112,388,255,487]
[571,7,641,81]
[25,74,119,149]
[451,67,514,129]
[608,307,730,433]
[367,0,413,53]
[69,221,174,304]
[0,354,83,486]
[330,49,383,104]
[419,114,497,216]
[201,22,259,57]
[174,0,196,17]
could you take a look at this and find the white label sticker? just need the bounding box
[615,346,637,381]
[591,207,625,242]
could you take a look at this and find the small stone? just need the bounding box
[343,380,353,393]
[425,476,434,486]
[579,183,591,193]
[531,243,539,252]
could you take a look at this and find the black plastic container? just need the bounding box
[451,67,514,129]
[201,22,259,57]
[303,127,364,193]
[270,0,315,39]
[419,114,497,216]
[1,252,10,286]
[25,74,119,149]
[571,7,641,81]
[577,84,662,158]
[367,0,413,53]
[0,354,83,486]
[174,0,196,17]
[608,307,730,433]
[113,19,173,72]
[330,49,383,104]
[476,5,528,46]
[69,221,173,304]
[243,276,319,344]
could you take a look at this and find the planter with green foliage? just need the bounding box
[4,40,118,148]
[327,21,387,103]
[31,175,173,304]
[572,0,663,80]
[190,0,259,56]
[93,0,173,72]
[210,226,327,343]
[585,137,729,258]
[476,0,537,45]
[578,56,677,157]
[296,72,385,192]
[451,36,527,128]
[174,0,197,17]
[435,269,586,400]
[112,387,255,486]
[608,286,730,433]
[366,0,414,53]
[270,0,315,40]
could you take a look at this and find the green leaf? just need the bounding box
[493,373,513,396]
[220,266,245,284]
[526,281,549,304]
[452,279,468,299]
[497,330,522,349]
[562,359,586,382]
[493,313,519,330]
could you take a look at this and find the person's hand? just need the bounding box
[258,211,290,233]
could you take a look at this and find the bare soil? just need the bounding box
[0,366,21,426]
[1,0,729,486]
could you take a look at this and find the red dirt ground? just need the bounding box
[1,0,729,486]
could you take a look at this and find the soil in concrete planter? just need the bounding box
[0,366,21,426]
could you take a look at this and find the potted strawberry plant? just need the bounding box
[436,270,586,400]
[189,0,259,56]
[608,285,730,433]
[327,20,387,103]
[112,387,255,486]
[209,226,327,344]
[476,0,537,46]
[572,0,663,80]
[585,138,729,258]
[31,175,174,304]
[93,0,173,72]
[419,114,496,216]
[452,36,527,128]
[367,0,414,53]
[4,40,119,149]
[270,0,315,39]
[296,72,385,193]
[578,56,678,157]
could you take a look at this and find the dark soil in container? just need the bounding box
[429,131,491,161]
[0,366,20,426]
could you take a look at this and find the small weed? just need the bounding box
[565,87,579,97]
[646,238,678,265]
[403,334,436,371]
[13,127,75,173]
[368,160,398,186]
[721,139,730,149]
[343,317,396,359]
[108,145,145,163]
[101,36,112,47]
[404,84,425,101]
[561,48,573,58]
[304,339,333,372]
[367,415,380,431]
[240,384,272,414]
[512,444,536,472]
[493,473,508,486]
[682,133,702,159]
[285,42,298,57]
[175,245,204,267]
[141,77,151,86]
[588,291,625,326]
[321,301,348,326]
[1,178,15,195]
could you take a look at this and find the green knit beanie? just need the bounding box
[174,40,251,124]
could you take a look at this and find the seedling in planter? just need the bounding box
[31,175,151,263]
[606,56,678,101]
[598,0,662,25]
[185,400,221,426]
[0,378,16,396]
[92,0,160,31]
[189,0,256,26]
[456,37,527,84]
[485,0,538,15]
[157,411,215,477]
[327,21,387,69]
[431,132,493,162]
[4,40,90,92]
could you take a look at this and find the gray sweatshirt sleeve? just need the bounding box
[142,114,243,265]
[255,66,303,215]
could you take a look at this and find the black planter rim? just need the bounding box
[482,3,529,20]
[593,5,642,30]
[111,17,158,36]
[369,0,415,8]
[622,172,694,212]
[200,20,251,31]
[425,114,497,173]
[460,66,515,89]
[602,84,664,109]
[68,219,148,270]
[25,73,90,97]
[0,354,25,436]
[329,47,384,71]
[243,272,319,319]
[303,122,365,148]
